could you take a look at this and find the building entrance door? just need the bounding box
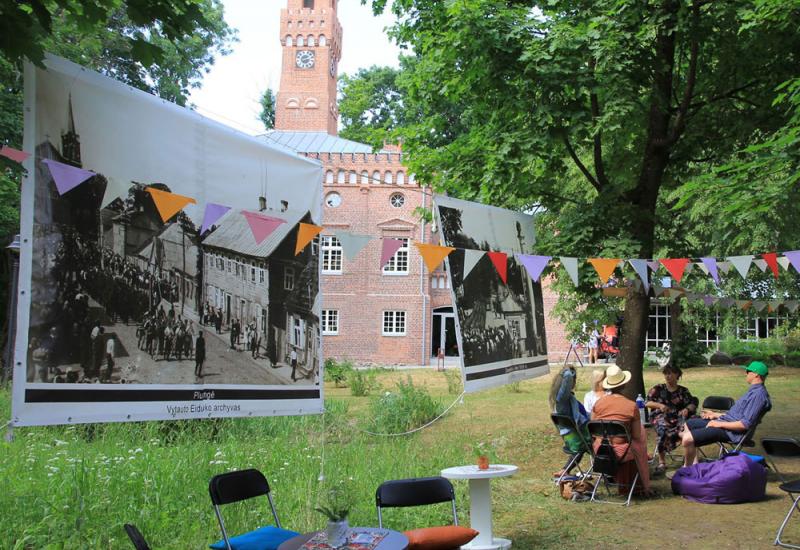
[432,307,459,357]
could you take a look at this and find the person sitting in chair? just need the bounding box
[679,361,771,468]
[550,366,590,477]
[646,364,697,474]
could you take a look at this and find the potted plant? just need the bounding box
[473,442,492,470]
[315,484,352,548]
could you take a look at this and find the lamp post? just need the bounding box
[2,234,21,386]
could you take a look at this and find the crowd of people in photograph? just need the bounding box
[461,326,517,365]
[200,305,263,360]
[136,305,197,361]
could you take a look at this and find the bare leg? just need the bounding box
[682,428,697,467]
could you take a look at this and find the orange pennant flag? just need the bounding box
[588,258,620,284]
[414,243,455,272]
[659,258,690,283]
[295,223,323,255]
[487,251,508,283]
[146,187,197,222]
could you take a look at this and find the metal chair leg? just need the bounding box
[624,472,640,507]
[775,493,800,549]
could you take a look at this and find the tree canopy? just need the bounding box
[338,65,408,149]
[259,88,276,131]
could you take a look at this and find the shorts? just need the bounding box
[686,417,732,447]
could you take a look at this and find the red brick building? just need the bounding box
[266,0,569,365]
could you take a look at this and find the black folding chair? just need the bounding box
[550,413,593,485]
[375,476,458,528]
[696,396,736,461]
[124,524,151,550]
[762,438,800,549]
[587,420,640,506]
[208,469,287,550]
[716,405,770,458]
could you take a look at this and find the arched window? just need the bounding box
[297,36,305,46]
[319,35,327,46]
[286,35,293,46]
[337,170,345,184]
[307,35,315,47]
[325,170,334,184]
[372,171,380,184]
[348,171,357,184]
[384,171,393,184]
[304,97,319,109]
[396,171,405,185]
[286,98,300,109]
[360,170,369,184]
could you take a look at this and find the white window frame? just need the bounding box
[259,268,266,284]
[382,237,409,275]
[321,309,339,335]
[250,266,256,283]
[382,310,406,336]
[284,266,295,290]
[321,235,343,274]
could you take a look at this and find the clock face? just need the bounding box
[295,50,315,69]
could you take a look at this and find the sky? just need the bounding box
[188,1,402,136]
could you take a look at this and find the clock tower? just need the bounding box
[275,0,342,135]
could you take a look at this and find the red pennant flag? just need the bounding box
[659,258,690,283]
[762,252,779,279]
[487,251,507,283]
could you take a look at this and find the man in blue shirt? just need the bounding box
[680,361,771,467]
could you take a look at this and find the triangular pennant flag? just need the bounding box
[201,203,231,234]
[335,231,372,260]
[720,298,735,309]
[684,262,694,275]
[751,300,767,312]
[295,223,323,255]
[785,300,799,313]
[778,255,791,271]
[0,145,30,163]
[42,158,95,195]
[629,259,650,293]
[727,255,754,279]
[717,261,733,274]
[463,250,485,280]
[659,258,690,283]
[516,254,551,283]
[753,259,768,272]
[487,251,508,283]
[703,295,716,307]
[736,300,752,311]
[381,238,405,268]
[668,289,684,299]
[768,300,782,313]
[241,211,285,244]
[588,258,621,284]
[686,292,700,302]
[696,261,709,275]
[560,257,579,287]
[100,177,130,209]
[652,284,664,297]
[784,250,800,273]
[646,260,660,272]
[415,243,455,272]
[701,257,720,284]
[762,252,780,279]
[146,187,197,222]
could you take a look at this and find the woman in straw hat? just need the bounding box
[591,365,652,495]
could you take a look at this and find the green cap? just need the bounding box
[743,361,769,377]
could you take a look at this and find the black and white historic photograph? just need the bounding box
[434,195,548,392]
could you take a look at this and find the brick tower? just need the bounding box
[275,0,341,134]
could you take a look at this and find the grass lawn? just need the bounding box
[1,365,799,549]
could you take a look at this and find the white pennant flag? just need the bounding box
[753,259,768,272]
[462,249,485,280]
[717,261,733,274]
[727,255,754,279]
[560,257,580,287]
[335,231,372,260]
[785,300,799,313]
[778,256,791,271]
[629,259,650,293]
[695,262,709,275]
[101,177,130,209]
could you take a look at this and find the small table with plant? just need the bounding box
[441,464,518,550]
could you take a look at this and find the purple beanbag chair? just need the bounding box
[671,452,767,504]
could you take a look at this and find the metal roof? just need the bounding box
[200,207,308,259]
[137,222,199,277]
[263,131,382,154]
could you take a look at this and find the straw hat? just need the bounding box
[602,365,631,390]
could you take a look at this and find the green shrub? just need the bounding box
[783,328,800,353]
[349,369,380,397]
[324,358,354,387]
[784,351,800,367]
[442,368,463,395]
[367,376,444,434]
[719,337,785,364]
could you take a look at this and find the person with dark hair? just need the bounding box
[679,361,771,468]
[549,366,590,477]
[645,364,697,474]
[194,331,206,378]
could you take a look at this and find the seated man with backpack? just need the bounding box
[679,361,771,468]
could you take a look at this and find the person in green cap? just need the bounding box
[679,361,771,467]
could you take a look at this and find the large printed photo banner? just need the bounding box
[13,55,324,426]
[434,195,549,393]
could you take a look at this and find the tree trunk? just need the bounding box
[619,285,650,398]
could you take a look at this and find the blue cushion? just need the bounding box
[210,526,300,550]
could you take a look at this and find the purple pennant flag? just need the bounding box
[700,257,720,284]
[201,203,231,234]
[703,295,716,307]
[646,260,660,272]
[380,238,404,268]
[516,254,551,282]
[42,158,95,195]
[784,250,800,273]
